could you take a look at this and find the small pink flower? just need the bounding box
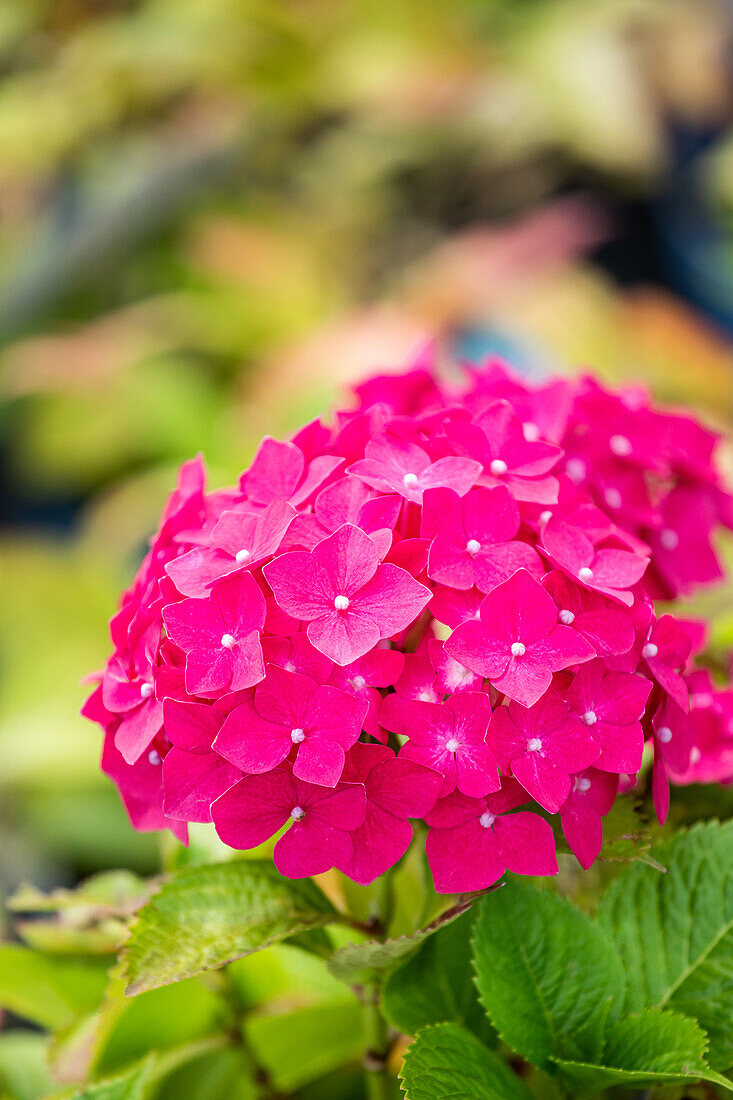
[381,692,499,798]
[263,524,431,665]
[488,690,598,813]
[564,660,651,775]
[338,743,442,884]
[101,617,163,765]
[328,647,405,740]
[240,436,342,508]
[101,728,187,844]
[421,486,542,591]
[650,695,696,824]
[349,434,481,503]
[211,766,366,878]
[446,569,594,707]
[560,768,619,869]
[161,699,240,822]
[541,517,648,607]
[162,573,266,697]
[641,615,692,712]
[542,570,635,657]
[425,779,558,893]
[261,632,333,683]
[214,665,367,787]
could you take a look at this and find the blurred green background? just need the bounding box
[2,0,733,945]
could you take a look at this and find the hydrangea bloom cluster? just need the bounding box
[83,354,733,892]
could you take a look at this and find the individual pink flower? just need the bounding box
[646,486,723,598]
[211,766,366,878]
[541,517,647,607]
[429,586,484,630]
[263,524,431,665]
[213,665,367,787]
[560,768,619,869]
[446,400,562,504]
[542,570,635,657]
[327,647,404,740]
[446,569,594,707]
[564,660,651,775]
[640,615,692,712]
[421,486,542,591]
[161,699,240,822]
[284,477,399,559]
[261,632,333,682]
[425,779,558,893]
[101,728,187,844]
[651,695,696,824]
[166,500,296,598]
[348,434,481,503]
[381,692,499,798]
[338,744,442,884]
[101,614,163,765]
[239,436,342,507]
[162,573,266,697]
[487,690,598,813]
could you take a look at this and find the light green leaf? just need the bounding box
[552,1008,733,1094]
[400,1022,534,1100]
[244,1001,363,1093]
[122,861,337,994]
[472,880,625,1068]
[327,897,474,984]
[0,1032,53,1100]
[383,910,494,1041]
[598,819,733,1069]
[9,871,149,915]
[154,1048,257,1100]
[0,945,109,1030]
[68,1056,156,1100]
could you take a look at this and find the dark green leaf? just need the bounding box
[598,819,733,1069]
[122,861,336,994]
[472,880,625,1068]
[400,1023,534,1100]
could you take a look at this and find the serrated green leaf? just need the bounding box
[552,1008,733,1094]
[122,861,336,994]
[0,945,109,1030]
[472,880,625,1068]
[68,1056,156,1100]
[383,910,494,1041]
[598,819,733,1069]
[399,1022,534,1100]
[327,897,474,984]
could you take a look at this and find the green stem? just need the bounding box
[362,985,393,1100]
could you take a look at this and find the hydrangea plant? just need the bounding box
[70,353,733,1096]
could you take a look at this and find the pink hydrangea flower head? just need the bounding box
[425,779,558,893]
[211,765,365,878]
[213,664,367,787]
[162,572,266,697]
[446,568,595,707]
[263,524,431,665]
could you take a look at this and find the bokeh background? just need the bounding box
[2,0,733,1059]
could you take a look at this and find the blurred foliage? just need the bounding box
[1,1,733,1095]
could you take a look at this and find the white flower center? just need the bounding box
[576,777,591,793]
[334,595,350,611]
[559,609,575,625]
[290,805,305,821]
[523,421,540,442]
[351,675,366,689]
[539,510,553,524]
[402,472,419,487]
[445,738,460,754]
[479,811,495,829]
[418,690,435,702]
[610,434,632,457]
[291,727,305,744]
[578,567,594,582]
[690,747,701,764]
[583,710,597,726]
[490,459,508,477]
[657,725,673,744]
[643,643,658,660]
[566,458,586,483]
[526,737,542,752]
[140,682,154,699]
[660,528,679,551]
[511,642,526,657]
[148,749,161,766]
[235,548,252,564]
[466,539,481,556]
[604,488,623,510]
[221,633,236,649]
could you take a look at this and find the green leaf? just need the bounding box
[383,910,494,1041]
[400,1022,534,1100]
[9,871,149,914]
[598,818,733,1069]
[0,1032,53,1100]
[327,896,475,984]
[68,1056,156,1100]
[552,1008,733,1094]
[122,861,337,994]
[154,1048,257,1100]
[243,1001,363,1092]
[0,945,109,1029]
[472,880,625,1068]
